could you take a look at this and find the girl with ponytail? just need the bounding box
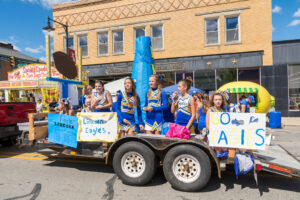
[171,77,196,131]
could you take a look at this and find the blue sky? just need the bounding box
[0,0,299,61]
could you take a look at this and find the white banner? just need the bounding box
[77,112,119,142]
[209,112,266,150]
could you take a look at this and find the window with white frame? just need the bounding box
[134,27,145,49]
[113,30,124,54]
[205,18,219,45]
[98,32,108,56]
[78,35,88,57]
[151,25,163,50]
[64,36,74,53]
[226,16,240,43]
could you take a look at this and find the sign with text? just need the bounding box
[48,113,78,148]
[209,112,266,150]
[77,112,119,142]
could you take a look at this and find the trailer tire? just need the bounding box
[113,141,156,186]
[163,145,211,192]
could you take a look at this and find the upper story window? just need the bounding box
[151,25,163,50]
[98,32,108,56]
[205,18,219,45]
[113,30,124,54]
[64,36,74,53]
[226,16,240,43]
[78,35,88,57]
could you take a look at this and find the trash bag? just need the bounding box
[234,151,254,178]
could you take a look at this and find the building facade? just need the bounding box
[52,0,273,86]
[261,40,300,117]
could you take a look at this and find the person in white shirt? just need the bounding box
[36,98,44,113]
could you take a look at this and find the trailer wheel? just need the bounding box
[163,145,211,192]
[113,141,156,186]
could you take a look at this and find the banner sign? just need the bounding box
[48,113,78,148]
[8,64,62,81]
[209,112,266,150]
[77,112,119,142]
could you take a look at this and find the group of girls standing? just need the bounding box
[79,75,228,138]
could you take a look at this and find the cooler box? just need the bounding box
[269,111,281,129]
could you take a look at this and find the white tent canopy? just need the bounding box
[104,77,128,96]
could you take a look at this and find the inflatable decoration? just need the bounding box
[131,36,155,120]
[218,81,275,113]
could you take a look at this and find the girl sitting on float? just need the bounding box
[91,80,113,112]
[82,95,93,112]
[116,78,144,137]
[143,75,168,135]
[206,92,227,157]
[171,77,196,132]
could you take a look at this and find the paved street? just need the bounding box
[0,127,299,200]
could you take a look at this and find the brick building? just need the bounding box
[52,0,272,86]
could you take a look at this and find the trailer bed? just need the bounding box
[254,144,300,177]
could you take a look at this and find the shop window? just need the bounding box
[78,35,88,57]
[64,36,74,53]
[205,18,219,45]
[238,67,260,84]
[226,16,240,43]
[288,65,300,111]
[113,30,124,54]
[151,25,163,50]
[134,27,145,50]
[194,70,216,93]
[216,68,237,88]
[98,32,108,56]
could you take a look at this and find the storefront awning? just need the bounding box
[227,87,258,94]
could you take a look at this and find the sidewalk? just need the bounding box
[268,126,300,160]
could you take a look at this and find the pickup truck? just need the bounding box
[0,102,35,146]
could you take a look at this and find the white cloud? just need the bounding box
[25,45,45,53]
[293,8,300,17]
[42,30,54,37]
[288,19,300,27]
[0,36,21,51]
[21,0,78,9]
[272,5,282,13]
[39,56,46,62]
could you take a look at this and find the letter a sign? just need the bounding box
[209,113,266,150]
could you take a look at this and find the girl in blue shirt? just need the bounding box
[143,75,168,135]
[171,77,196,130]
[198,94,210,134]
[80,85,93,108]
[91,80,112,112]
[117,78,144,137]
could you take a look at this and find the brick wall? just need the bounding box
[53,0,272,66]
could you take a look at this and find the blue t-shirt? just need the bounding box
[240,99,250,113]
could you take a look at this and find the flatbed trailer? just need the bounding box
[16,113,300,192]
